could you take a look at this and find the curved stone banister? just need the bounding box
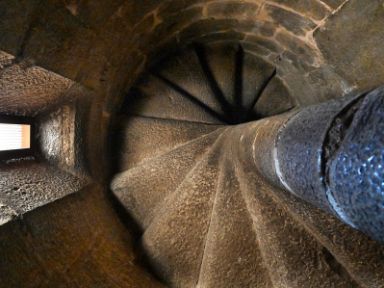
[240,87,384,243]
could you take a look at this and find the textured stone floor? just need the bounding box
[111,42,384,287]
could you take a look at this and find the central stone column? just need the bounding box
[236,87,384,242]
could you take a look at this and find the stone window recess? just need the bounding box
[0,49,90,225]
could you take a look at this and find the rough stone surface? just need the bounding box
[111,129,224,226]
[111,42,384,287]
[315,0,384,92]
[157,46,228,117]
[0,0,40,56]
[250,88,384,243]
[126,74,223,124]
[242,50,276,109]
[270,0,330,21]
[253,76,294,117]
[112,114,384,286]
[38,105,77,170]
[1,0,384,287]
[141,138,224,287]
[320,0,347,9]
[206,1,260,20]
[0,51,74,116]
[265,3,317,36]
[0,50,14,68]
[0,184,164,287]
[37,96,91,176]
[197,158,271,287]
[241,176,360,288]
[112,116,222,170]
[0,160,87,221]
[126,43,295,125]
[328,88,384,241]
[275,93,360,212]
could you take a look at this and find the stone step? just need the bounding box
[110,129,225,228]
[155,47,227,117]
[139,131,228,229]
[257,173,384,287]
[197,157,272,288]
[203,43,239,109]
[111,40,381,288]
[114,116,223,171]
[125,74,224,124]
[252,75,295,117]
[141,136,225,287]
[242,49,276,110]
[238,166,367,287]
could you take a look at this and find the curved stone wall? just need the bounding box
[0,0,384,287]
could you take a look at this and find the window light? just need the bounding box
[0,116,33,160]
[0,123,31,151]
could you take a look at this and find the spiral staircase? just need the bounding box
[1,0,384,287]
[111,43,384,287]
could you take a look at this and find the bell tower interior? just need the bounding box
[0,1,384,287]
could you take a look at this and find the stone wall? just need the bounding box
[1,0,384,286]
[1,0,374,181]
[0,184,164,287]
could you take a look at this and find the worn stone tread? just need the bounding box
[242,49,276,110]
[111,129,225,228]
[125,74,223,124]
[115,115,223,171]
[139,131,228,229]
[156,47,227,117]
[111,39,384,288]
[253,76,295,117]
[238,171,360,288]
[141,137,225,287]
[197,157,272,288]
[256,175,384,288]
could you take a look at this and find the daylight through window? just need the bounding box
[0,123,31,151]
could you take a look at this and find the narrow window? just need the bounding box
[0,116,33,160]
[0,123,31,151]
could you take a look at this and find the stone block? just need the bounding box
[207,1,259,19]
[265,3,316,35]
[315,0,384,91]
[276,31,316,65]
[0,0,40,55]
[270,0,330,20]
[321,0,347,9]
